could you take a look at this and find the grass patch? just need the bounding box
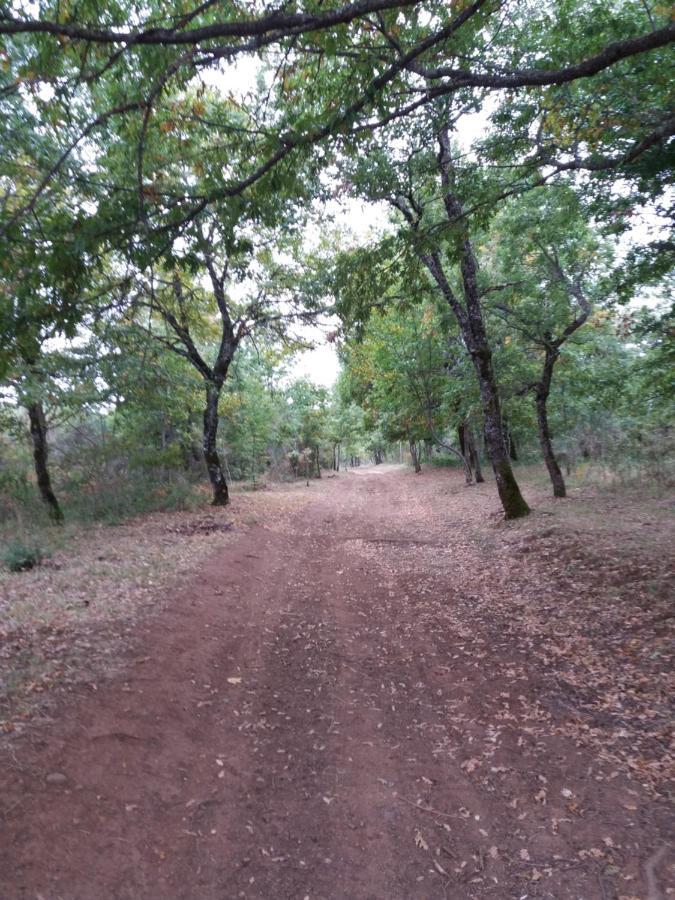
[1,538,48,573]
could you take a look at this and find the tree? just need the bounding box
[340,298,475,476]
[220,350,286,483]
[287,379,329,479]
[343,125,530,515]
[482,188,615,496]
[325,379,367,471]
[2,2,671,262]
[127,215,319,504]
[2,1,672,523]
[0,194,94,520]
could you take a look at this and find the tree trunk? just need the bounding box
[465,424,484,483]
[315,445,321,478]
[203,381,229,506]
[27,401,63,523]
[474,350,530,517]
[409,438,421,474]
[424,249,529,516]
[458,422,473,484]
[424,127,529,519]
[503,421,518,461]
[536,351,567,498]
[458,425,466,458]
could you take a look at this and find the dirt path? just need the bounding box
[1,468,672,899]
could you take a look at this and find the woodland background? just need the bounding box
[0,0,673,568]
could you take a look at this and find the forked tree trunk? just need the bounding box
[27,401,63,523]
[532,263,590,497]
[203,381,229,506]
[457,421,483,484]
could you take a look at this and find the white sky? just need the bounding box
[289,197,391,387]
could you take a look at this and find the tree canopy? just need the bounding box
[1,0,672,522]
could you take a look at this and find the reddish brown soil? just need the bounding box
[1,467,673,899]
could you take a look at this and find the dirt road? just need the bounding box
[1,467,672,899]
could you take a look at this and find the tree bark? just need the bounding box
[536,350,567,498]
[473,347,530,516]
[503,421,518,461]
[528,255,590,498]
[458,423,473,484]
[409,437,422,473]
[465,423,484,483]
[393,129,530,519]
[423,245,529,517]
[203,381,229,506]
[27,400,63,523]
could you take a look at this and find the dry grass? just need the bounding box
[0,481,311,733]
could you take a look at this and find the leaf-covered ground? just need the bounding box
[0,466,672,899]
[0,488,305,732]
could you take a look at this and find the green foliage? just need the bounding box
[2,538,47,572]
[0,0,673,519]
[219,350,288,481]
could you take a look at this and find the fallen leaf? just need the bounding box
[414,829,429,851]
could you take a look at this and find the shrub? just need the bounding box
[2,538,47,572]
